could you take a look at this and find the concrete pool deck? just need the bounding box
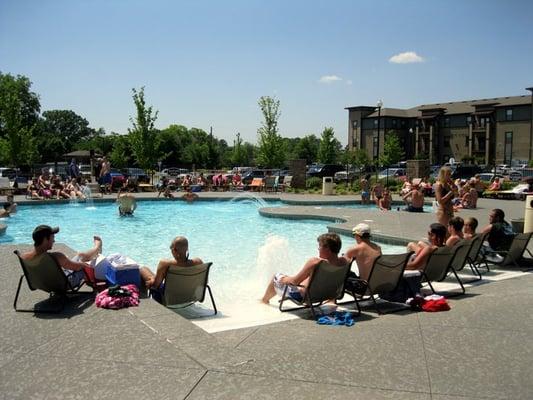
[1,193,532,399]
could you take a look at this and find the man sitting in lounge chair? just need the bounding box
[261,233,349,304]
[140,236,203,302]
[343,223,381,282]
[406,223,447,270]
[21,225,102,287]
[480,208,515,262]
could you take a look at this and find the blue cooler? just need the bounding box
[105,256,140,287]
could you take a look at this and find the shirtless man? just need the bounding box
[445,216,464,247]
[371,181,384,206]
[117,192,137,216]
[21,225,102,287]
[405,223,447,270]
[343,223,381,281]
[99,156,111,194]
[140,236,203,299]
[262,233,348,304]
[403,183,425,212]
[378,189,392,211]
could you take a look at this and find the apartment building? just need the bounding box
[346,90,533,166]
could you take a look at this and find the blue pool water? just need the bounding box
[2,198,406,305]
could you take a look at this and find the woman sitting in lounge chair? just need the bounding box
[140,236,203,302]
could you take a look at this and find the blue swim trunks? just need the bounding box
[273,273,303,302]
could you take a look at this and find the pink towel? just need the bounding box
[95,284,140,309]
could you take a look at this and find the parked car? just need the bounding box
[451,165,482,180]
[123,167,149,183]
[0,167,18,179]
[79,164,92,180]
[477,173,504,183]
[334,168,360,183]
[508,170,523,182]
[377,168,405,180]
[241,169,280,185]
[161,168,188,177]
[306,164,344,178]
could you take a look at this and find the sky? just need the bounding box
[1,0,533,146]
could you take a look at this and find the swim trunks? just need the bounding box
[273,273,303,302]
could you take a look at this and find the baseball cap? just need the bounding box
[352,223,371,237]
[32,225,59,243]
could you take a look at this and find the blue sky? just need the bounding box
[1,0,532,145]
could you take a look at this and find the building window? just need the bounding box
[444,136,450,148]
[443,117,450,128]
[352,120,358,129]
[392,119,397,127]
[506,109,513,121]
[374,119,378,127]
[373,135,378,159]
[504,131,513,165]
[466,116,471,125]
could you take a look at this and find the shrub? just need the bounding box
[306,177,322,189]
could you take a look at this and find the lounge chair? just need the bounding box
[263,176,278,192]
[248,178,263,192]
[466,232,490,276]
[157,262,217,315]
[13,250,87,313]
[484,232,533,269]
[280,175,292,192]
[343,252,413,315]
[421,242,469,297]
[279,260,352,318]
[449,238,480,284]
[0,177,14,196]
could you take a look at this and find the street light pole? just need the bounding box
[527,87,533,162]
[375,99,383,181]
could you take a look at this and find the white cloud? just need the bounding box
[318,75,342,83]
[389,51,425,64]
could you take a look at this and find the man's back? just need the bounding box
[346,241,381,281]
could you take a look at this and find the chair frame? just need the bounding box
[158,262,217,315]
[13,250,86,313]
[279,260,353,319]
[343,252,413,315]
[421,242,469,297]
[483,232,533,269]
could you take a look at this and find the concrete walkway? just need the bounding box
[1,193,532,399]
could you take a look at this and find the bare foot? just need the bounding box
[93,236,103,253]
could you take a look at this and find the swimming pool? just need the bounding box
[2,199,406,312]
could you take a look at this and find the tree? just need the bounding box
[109,134,132,168]
[38,110,94,162]
[128,87,160,170]
[317,127,341,164]
[380,131,405,167]
[231,132,246,166]
[256,96,285,167]
[0,72,40,166]
[293,134,320,164]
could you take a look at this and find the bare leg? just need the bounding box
[77,236,103,262]
[261,279,276,304]
[139,266,155,289]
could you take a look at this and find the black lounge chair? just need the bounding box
[466,232,490,277]
[484,232,533,270]
[343,252,413,315]
[421,242,469,297]
[13,250,87,313]
[158,262,217,315]
[279,260,352,319]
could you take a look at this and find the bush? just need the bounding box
[306,177,322,189]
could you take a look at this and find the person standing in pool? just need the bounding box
[21,225,102,287]
[261,233,348,304]
[140,236,203,301]
[360,174,371,205]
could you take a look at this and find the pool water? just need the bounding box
[2,198,406,307]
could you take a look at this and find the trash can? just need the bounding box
[524,195,533,233]
[322,176,334,195]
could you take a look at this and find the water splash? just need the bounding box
[228,192,269,208]
[255,234,293,287]
[82,185,96,210]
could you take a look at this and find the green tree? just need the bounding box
[231,132,246,166]
[256,96,285,167]
[317,127,341,164]
[0,72,40,166]
[380,131,405,167]
[109,134,132,168]
[38,110,94,162]
[128,87,160,170]
[294,134,319,164]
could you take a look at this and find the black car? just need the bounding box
[451,165,482,180]
[122,168,150,183]
[306,164,344,178]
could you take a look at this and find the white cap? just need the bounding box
[352,223,371,237]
